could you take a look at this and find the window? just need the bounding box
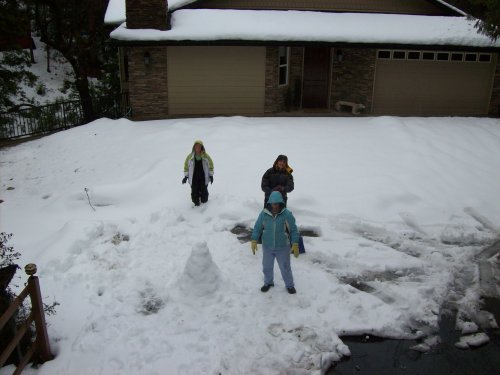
[377,50,391,59]
[479,53,491,62]
[437,52,449,61]
[375,49,488,63]
[422,51,435,60]
[465,53,477,62]
[407,51,421,60]
[278,47,289,86]
[392,51,406,59]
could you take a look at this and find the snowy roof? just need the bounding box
[104,1,468,25]
[104,0,198,24]
[110,9,500,49]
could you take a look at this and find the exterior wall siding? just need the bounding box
[489,54,500,116]
[186,0,454,15]
[331,48,376,113]
[127,47,169,120]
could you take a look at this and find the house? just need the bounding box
[106,0,500,120]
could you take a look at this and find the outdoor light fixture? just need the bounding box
[336,49,343,63]
[144,52,151,66]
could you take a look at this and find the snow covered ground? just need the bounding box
[7,36,74,107]
[1,115,499,374]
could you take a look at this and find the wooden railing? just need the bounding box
[0,264,53,374]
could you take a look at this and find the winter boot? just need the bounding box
[261,284,274,292]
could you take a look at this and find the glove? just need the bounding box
[291,243,299,258]
[251,240,258,255]
[182,176,188,184]
[209,176,213,184]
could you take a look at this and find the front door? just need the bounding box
[302,47,331,109]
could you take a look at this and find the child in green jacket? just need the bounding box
[182,140,214,206]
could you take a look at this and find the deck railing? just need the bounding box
[0,264,53,374]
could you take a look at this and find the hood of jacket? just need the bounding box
[192,140,206,152]
[273,155,293,174]
[267,191,285,205]
[264,192,285,216]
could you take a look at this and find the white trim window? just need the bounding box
[278,46,289,86]
[376,49,492,63]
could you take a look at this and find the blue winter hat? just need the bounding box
[267,191,285,204]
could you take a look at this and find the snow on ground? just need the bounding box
[1,116,500,374]
[7,36,74,107]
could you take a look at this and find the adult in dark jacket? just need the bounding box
[261,154,294,207]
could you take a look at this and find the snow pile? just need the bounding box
[455,332,490,349]
[1,116,499,374]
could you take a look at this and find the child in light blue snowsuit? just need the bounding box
[251,191,300,294]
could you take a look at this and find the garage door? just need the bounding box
[372,50,496,115]
[167,46,265,115]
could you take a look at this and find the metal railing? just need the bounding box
[0,94,130,140]
[0,264,53,374]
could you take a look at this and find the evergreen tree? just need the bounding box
[447,0,500,40]
[0,0,36,112]
[472,0,500,40]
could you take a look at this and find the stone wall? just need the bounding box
[127,47,169,120]
[330,48,376,113]
[264,47,280,113]
[488,54,500,116]
[126,0,168,30]
[265,46,304,113]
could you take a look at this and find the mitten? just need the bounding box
[182,176,188,184]
[251,240,258,255]
[209,176,213,184]
[291,243,299,258]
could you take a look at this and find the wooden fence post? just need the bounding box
[24,264,53,363]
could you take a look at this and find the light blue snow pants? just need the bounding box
[262,245,294,289]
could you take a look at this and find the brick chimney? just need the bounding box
[126,0,169,30]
